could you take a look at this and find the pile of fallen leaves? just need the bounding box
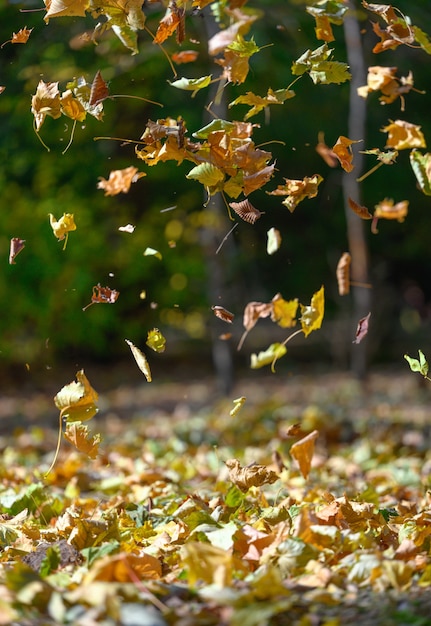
[1,371,431,625]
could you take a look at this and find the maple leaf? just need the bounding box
[49,213,76,249]
[409,150,431,196]
[267,174,323,212]
[229,87,295,120]
[89,70,110,107]
[306,1,348,43]
[290,430,319,479]
[208,9,258,56]
[382,119,426,150]
[225,458,279,492]
[300,285,325,337]
[353,312,371,344]
[31,81,61,130]
[336,252,351,296]
[64,422,101,458]
[332,135,361,172]
[216,35,260,84]
[357,66,416,110]
[97,166,144,196]
[362,2,415,53]
[1,26,33,48]
[292,43,351,84]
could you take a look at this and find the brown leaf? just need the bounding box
[225,458,279,492]
[9,238,25,265]
[353,311,371,344]
[83,284,120,310]
[336,252,351,296]
[348,197,373,219]
[290,430,319,479]
[89,70,109,107]
[229,199,263,224]
[315,132,338,167]
[332,136,361,172]
[153,2,184,45]
[212,305,235,323]
[172,50,198,64]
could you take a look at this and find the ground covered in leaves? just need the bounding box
[1,369,431,626]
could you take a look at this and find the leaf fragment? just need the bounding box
[83,284,120,310]
[267,174,323,212]
[143,247,162,260]
[348,198,373,220]
[98,166,144,196]
[230,396,246,417]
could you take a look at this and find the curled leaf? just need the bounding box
[225,458,278,492]
[125,339,152,382]
[410,150,431,196]
[212,306,235,323]
[332,136,361,172]
[83,284,119,310]
[146,328,166,353]
[267,228,282,255]
[267,174,323,212]
[300,286,325,337]
[54,369,99,423]
[290,430,319,479]
[374,198,408,221]
[382,119,426,150]
[336,252,351,296]
[49,213,76,250]
[229,199,263,224]
[143,247,162,260]
[89,70,109,107]
[230,396,246,417]
[169,75,212,93]
[348,198,373,220]
[64,422,101,458]
[404,350,429,377]
[9,238,25,265]
[353,312,371,344]
[250,343,287,369]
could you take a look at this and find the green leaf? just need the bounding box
[146,328,166,353]
[413,25,431,55]
[291,43,332,76]
[225,484,245,508]
[40,546,61,578]
[193,119,234,139]
[227,34,260,57]
[306,1,348,23]
[309,61,351,84]
[409,150,431,196]
[169,75,212,92]
[186,163,225,188]
[250,343,287,369]
[81,541,120,567]
[404,350,429,377]
[143,247,162,260]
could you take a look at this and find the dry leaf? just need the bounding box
[225,458,279,492]
[230,396,246,417]
[89,70,109,107]
[118,224,136,233]
[83,284,120,311]
[336,252,351,296]
[125,339,152,382]
[271,294,298,328]
[97,166,144,196]
[229,199,263,224]
[64,422,101,458]
[353,312,371,344]
[172,50,198,64]
[9,238,25,265]
[290,430,319,479]
[382,120,426,150]
[212,306,235,323]
[332,135,361,172]
[348,197,373,220]
[146,328,166,353]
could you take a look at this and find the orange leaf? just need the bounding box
[153,3,184,45]
[315,132,338,167]
[374,198,408,221]
[83,284,120,311]
[97,166,144,196]
[348,197,373,220]
[86,552,162,582]
[290,430,319,479]
[332,135,361,172]
[382,119,426,150]
[172,50,198,64]
[64,422,101,458]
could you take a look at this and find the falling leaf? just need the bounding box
[54,369,99,423]
[290,430,319,479]
[410,150,431,196]
[374,198,408,221]
[229,87,295,120]
[1,26,33,48]
[146,328,166,353]
[362,2,415,53]
[125,339,152,382]
[267,175,323,212]
[357,66,416,109]
[336,252,351,296]
[31,80,61,130]
[60,90,86,121]
[44,0,89,21]
[229,199,263,224]
[212,306,235,323]
[300,285,325,337]
[169,75,212,93]
[267,228,282,255]
[172,50,199,64]
[404,350,429,378]
[353,312,371,344]
[153,2,184,45]
[97,166,144,196]
[9,238,25,265]
[250,343,287,369]
[49,213,76,250]
[186,163,225,190]
[64,422,101,458]
[225,458,279,492]
[348,198,373,219]
[271,294,298,328]
[143,247,162,260]
[118,224,136,233]
[89,70,109,107]
[332,135,361,172]
[306,2,348,42]
[83,284,120,310]
[382,119,426,150]
[291,43,351,84]
[230,396,246,417]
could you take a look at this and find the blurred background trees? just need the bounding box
[1,0,430,385]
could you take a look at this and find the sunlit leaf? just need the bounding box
[225,458,278,492]
[49,213,76,247]
[382,119,426,150]
[44,0,89,21]
[267,227,281,255]
[250,343,287,369]
[230,396,246,417]
[332,136,361,172]
[97,166,144,196]
[169,75,212,92]
[271,294,298,328]
[64,422,101,458]
[300,286,325,337]
[229,199,263,224]
[290,430,319,479]
[267,175,323,212]
[31,80,61,130]
[186,163,225,188]
[125,339,152,382]
[143,247,162,260]
[54,370,99,423]
[404,350,428,377]
[146,328,166,353]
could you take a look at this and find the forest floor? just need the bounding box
[1,366,431,625]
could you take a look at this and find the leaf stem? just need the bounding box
[110,94,163,107]
[61,119,77,155]
[44,408,66,477]
[271,328,304,372]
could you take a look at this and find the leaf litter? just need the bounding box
[1,371,431,624]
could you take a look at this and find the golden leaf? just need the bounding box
[31,80,61,130]
[97,166,143,196]
[64,422,101,458]
[332,135,361,172]
[382,119,426,150]
[300,286,325,337]
[271,294,298,328]
[54,370,99,422]
[49,213,76,246]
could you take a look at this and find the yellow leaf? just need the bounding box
[290,430,319,479]
[60,90,86,122]
[85,552,161,583]
[230,396,246,417]
[186,163,225,189]
[54,370,99,422]
[300,286,325,337]
[250,343,287,369]
[271,294,298,328]
[382,119,426,150]
[49,213,76,249]
[146,328,166,353]
[181,541,233,587]
[125,339,152,382]
[44,0,89,21]
[332,135,361,172]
